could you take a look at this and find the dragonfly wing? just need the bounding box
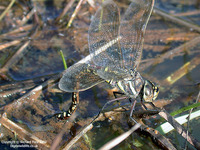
[88,0,126,80]
[59,63,104,92]
[120,0,154,69]
[97,66,130,81]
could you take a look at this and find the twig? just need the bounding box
[0,113,51,148]
[2,73,60,112]
[154,7,200,33]
[56,0,76,22]
[172,10,200,17]
[158,109,200,149]
[86,0,95,8]
[157,109,200,134]
[184,91,200,149]
[99,123,141,150]
[51,110,81,150]
[18,8,35,26]
[62,123,93,150]
[0,41,30,73]
[66,0,84,29]
[56,97,172,149]
[138,123,177,150]
[0,77,46,99]
[0,40,21,51]
[0,0,15,21]
[141,35,200,70]
[165,54,200,85]
[0,24,33,38]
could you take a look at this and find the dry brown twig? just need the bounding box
[136,122,177,150]
[0,113,51,148]
[62,123,93,150]
[0,0,16,21]
[173,10,200,17]
[154,7,200,33]
[158,109,200,149]
[0,24,33,38]
[99,123,141,150]
[0,41,30,73]
[56,0,76,22]
[0,76,47,98]
[0,40,21,51]
[86,0,95,8]
[56,98,173,150]
[141,35,200,71]
[184,91,200,149]
[164,54,200,85]
[2,73,60,112]
[66,0,85,29]
[18,8,35,26]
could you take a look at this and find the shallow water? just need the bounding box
[0,0,199,149]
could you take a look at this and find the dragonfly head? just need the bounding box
[141,80,159,102]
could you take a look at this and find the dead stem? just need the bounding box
[165,55,200,85]
[0,0,15,21]
[57,99,170,149]
[18,8,35,26]
[158,109,200,149]
[0,25,33,38]
[59,109,126,150]
[0,40,21,51]
[62,124,93,150]
[2,73,60,112]
[99,123,141,150]
[0,41,30,73]
[0,78,46,98]
[86,0,95,8]
[154,7,200,33]
[0,113,51,148]
[50,111,80,150]
[56,0,76,22]
[136,121,177,150]
[184,91,200,149]
[66,0,84,29]
[172,10,200,17]
[142,35,200,70]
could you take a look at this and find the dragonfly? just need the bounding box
[57,0,159,120]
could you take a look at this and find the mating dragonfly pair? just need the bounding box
[57,0,159,120]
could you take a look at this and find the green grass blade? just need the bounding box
[170,102,200,116]
[59,50,67,70]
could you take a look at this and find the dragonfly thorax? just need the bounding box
[109,71,159,102]
[109,71,144,99]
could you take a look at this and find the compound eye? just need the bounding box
[144,88,151,96]
[143,80,154,102]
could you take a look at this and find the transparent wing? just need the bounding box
[59,63,104,92]
[120,0,154,69]
[88,0,128,80]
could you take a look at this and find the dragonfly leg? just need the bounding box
[57,92,79,120]
[113,91,130,111]
[140,101,161,115]
[149,102,161,111]
[150,102,156,108]
[113,91,124,98]
[94,96,128,121]
[129,99,137,123]
[141,101,148,110]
